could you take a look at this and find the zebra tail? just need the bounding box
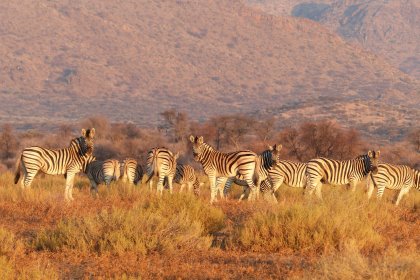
[14,154,22,184]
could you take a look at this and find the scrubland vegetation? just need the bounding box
[0,114,418,278]
[0,171,418,278]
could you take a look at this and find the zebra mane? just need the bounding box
[201,142,216,152]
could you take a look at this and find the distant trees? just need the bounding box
[159,110,190,143]
[0,124,18,160]
[408,128,420,153]
[280,120,363,161]
[0,112,415,171]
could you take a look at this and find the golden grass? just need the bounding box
[0,172,418,278]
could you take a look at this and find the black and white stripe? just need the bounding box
[122,158,143,185]
[367,163,418,205]
[305,151,380,199]
[263,160,307,202]
[189,135,258,203]
[145,147,179,194]
[164,164,202,196]
[85,158,121,196]
[226,144,282,201]
[14,128,95,201]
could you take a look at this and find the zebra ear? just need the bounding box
[198,136,204,144]
[367,150,372,157]
[89,128,95,139]
[173,152,179,160]
[81,128,87,137]
[276,144,282,151]
[189,135,195,143]
[376,150,380,157]
[268,145,273,151]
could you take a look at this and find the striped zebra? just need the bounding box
[367,164,419,206]
[189,135,258,203]
[225,144,283,201]
[14,128,95,201]
[231,160,306,203]
[121,158,143,185]
[262,160,307,202]
[145,147,179,195]
[305,150,380,199]
[85,158,121,196]
[164,164,203,196]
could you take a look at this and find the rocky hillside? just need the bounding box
[247,0,420,78]
[0,0,418,140]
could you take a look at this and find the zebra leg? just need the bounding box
[187,183,193,193]
[395,187,410,206]
[244,179,257,201]
[89,180,99,198]
[148,177,154,191]
[167,176,174,194]
[180,183,186,192]
[314,182,323,200]
[65,173,75,201]
[21,167,35,189]
[367,177,375,200]
[222,177,234,199]
[238,186,249,201]
[209,176,218,204]
[349,180,357,192]
[157,175,165,195]
[376,186,385,200]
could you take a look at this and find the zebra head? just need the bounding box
[367,150,380,175]
[268,144,282,164]
[79,128,95,156]
[189,135,205,161]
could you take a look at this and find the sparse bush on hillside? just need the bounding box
[0,124,18,160]
[280,120,364,161]
[0,115,417,173]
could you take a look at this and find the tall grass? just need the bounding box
[34,193,225,255]
[235,187,404,254]
[0,171,418,277]
[311,242,419,280]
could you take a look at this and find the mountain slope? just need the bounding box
[0,0,418,139]
[247,0,420,78]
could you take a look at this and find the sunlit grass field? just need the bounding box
[0,172,419,279]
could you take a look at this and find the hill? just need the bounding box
[0,0,418,140]
[247,0,420,78]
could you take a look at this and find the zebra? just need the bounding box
[224,144,283,201]
[14,128,95,201]
[145,147,179,195]
[305,150,380,199]
[261,160,308,202]
[164,164,203,196]
[189,135,258,203]
[85,158,121,196]
[367,164,419,206]
[121,158,143,185]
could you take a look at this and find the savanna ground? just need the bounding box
[0,172,419,279]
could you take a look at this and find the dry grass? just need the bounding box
[0,172,419,278]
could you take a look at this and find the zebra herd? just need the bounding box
[12,129,420,205]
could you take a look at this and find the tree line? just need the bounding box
[0,110,419,172]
